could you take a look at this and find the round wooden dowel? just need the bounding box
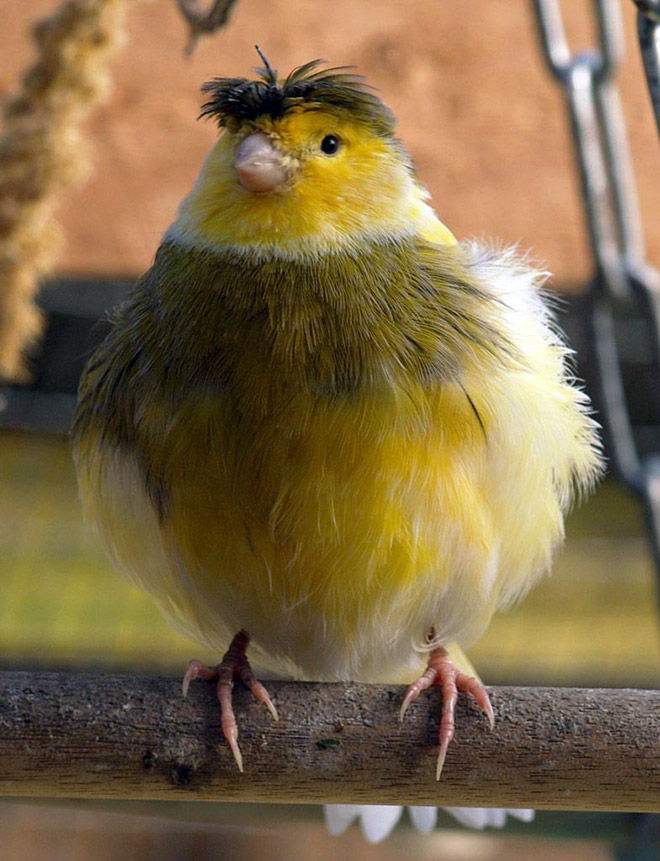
[1,672,660,811]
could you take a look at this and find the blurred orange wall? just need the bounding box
[2,0,660,288]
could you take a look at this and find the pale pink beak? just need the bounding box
[234,132,288,193]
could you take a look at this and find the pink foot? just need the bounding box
[400,645,494,780]
[182,629,278,772]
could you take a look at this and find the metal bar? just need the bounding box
[593,0,626,81]
[531,0,574,80]
[635,2,660,137]
[563,59,629,297]
[586,290,642,485]
[594,81,646,265]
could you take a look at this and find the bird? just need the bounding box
[72,51,602,842]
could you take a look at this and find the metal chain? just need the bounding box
[531,0,660,577]
[636,3,660,138]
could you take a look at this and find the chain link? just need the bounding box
[531,0,660,574]
[635,2,660,137]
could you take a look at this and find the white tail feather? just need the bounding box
[407,806,438,834]
[324,805,404,843]
[324,804,535,842]
[324,804,366,836]
[441,806,535,831]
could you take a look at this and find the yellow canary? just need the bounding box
[72,55,602,841]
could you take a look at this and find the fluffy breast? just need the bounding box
[73,238,601,681]
[76,375,499,682]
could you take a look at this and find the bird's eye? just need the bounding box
[320,135,341,155]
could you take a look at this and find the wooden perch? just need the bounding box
[2,671,660,811]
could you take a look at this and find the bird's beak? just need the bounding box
[234,132,289,193]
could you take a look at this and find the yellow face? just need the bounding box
[173,109,455,253]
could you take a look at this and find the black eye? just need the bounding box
[320,135,341,155]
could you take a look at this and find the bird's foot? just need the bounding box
[399,645,494,780]
[182,629,278,772]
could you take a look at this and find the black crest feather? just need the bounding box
[200,53,395,135]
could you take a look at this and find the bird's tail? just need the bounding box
[324,804,535,843]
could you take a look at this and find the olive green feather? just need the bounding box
[74,237,518,446]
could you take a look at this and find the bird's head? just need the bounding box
[170,53,454,255]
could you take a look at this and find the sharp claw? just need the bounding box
[436,739,448,781]
[250,680,279,721]
[484,698,495,731]
[182,660,206,698]
[399,691,415,722]
[400,670,436,722]
[456,672,495,731]
[263,695,279,722]
[223,733,244,773]
[473,687,495,729]
[182,669,196,699]
[220,696,244,773]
